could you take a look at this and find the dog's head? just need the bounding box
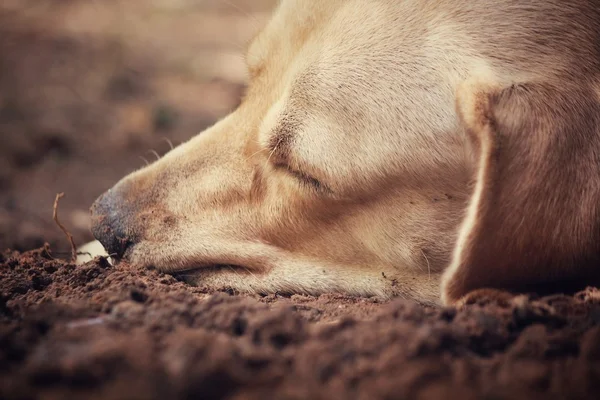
[91,0,600,305]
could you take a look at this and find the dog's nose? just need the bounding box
[90,183,137,259]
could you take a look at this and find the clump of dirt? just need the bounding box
[2,248,600,400]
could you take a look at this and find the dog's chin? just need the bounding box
[122,244,259,281]
[169,264,258,288]
[122,245,312,295]
[109,253,256,293]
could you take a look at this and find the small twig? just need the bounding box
[53,193,78,263]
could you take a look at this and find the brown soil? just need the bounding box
[2,249,600,400]
[2,2,600,399]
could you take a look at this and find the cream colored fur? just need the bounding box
[87,0,600,305]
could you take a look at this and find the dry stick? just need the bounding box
[53,193,78,263]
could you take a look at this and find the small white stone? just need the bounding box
[77,240,111,265]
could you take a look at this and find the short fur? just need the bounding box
[89,0,600,305]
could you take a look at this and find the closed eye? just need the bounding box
[273,163,332,194]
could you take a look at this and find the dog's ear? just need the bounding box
[441,79,600,305]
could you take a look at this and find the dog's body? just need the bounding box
[88,0,600,305]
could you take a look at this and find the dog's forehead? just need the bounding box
[247,1,335,70]
[248,0,398,73]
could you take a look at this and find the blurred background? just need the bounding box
[0,0,277,254]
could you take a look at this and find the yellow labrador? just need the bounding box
[85,0,600,305]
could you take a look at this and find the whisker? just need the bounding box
[244,147,267,162]
[421,249,431,280]
[162,137,175,151]
[264,137,283,169]
[218,0,261,31]
[139,156,151,166]
[148,150,161,161]
[265,146,277,169]
[227,265,248,290]
[243,267,261,288]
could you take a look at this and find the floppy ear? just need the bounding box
[441,79,600,305]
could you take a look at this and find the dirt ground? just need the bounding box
[2,1,600,399]
[2,249,600,399]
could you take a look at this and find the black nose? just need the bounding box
[90,183,137,259]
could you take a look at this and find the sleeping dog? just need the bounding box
[85,0,600,305]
